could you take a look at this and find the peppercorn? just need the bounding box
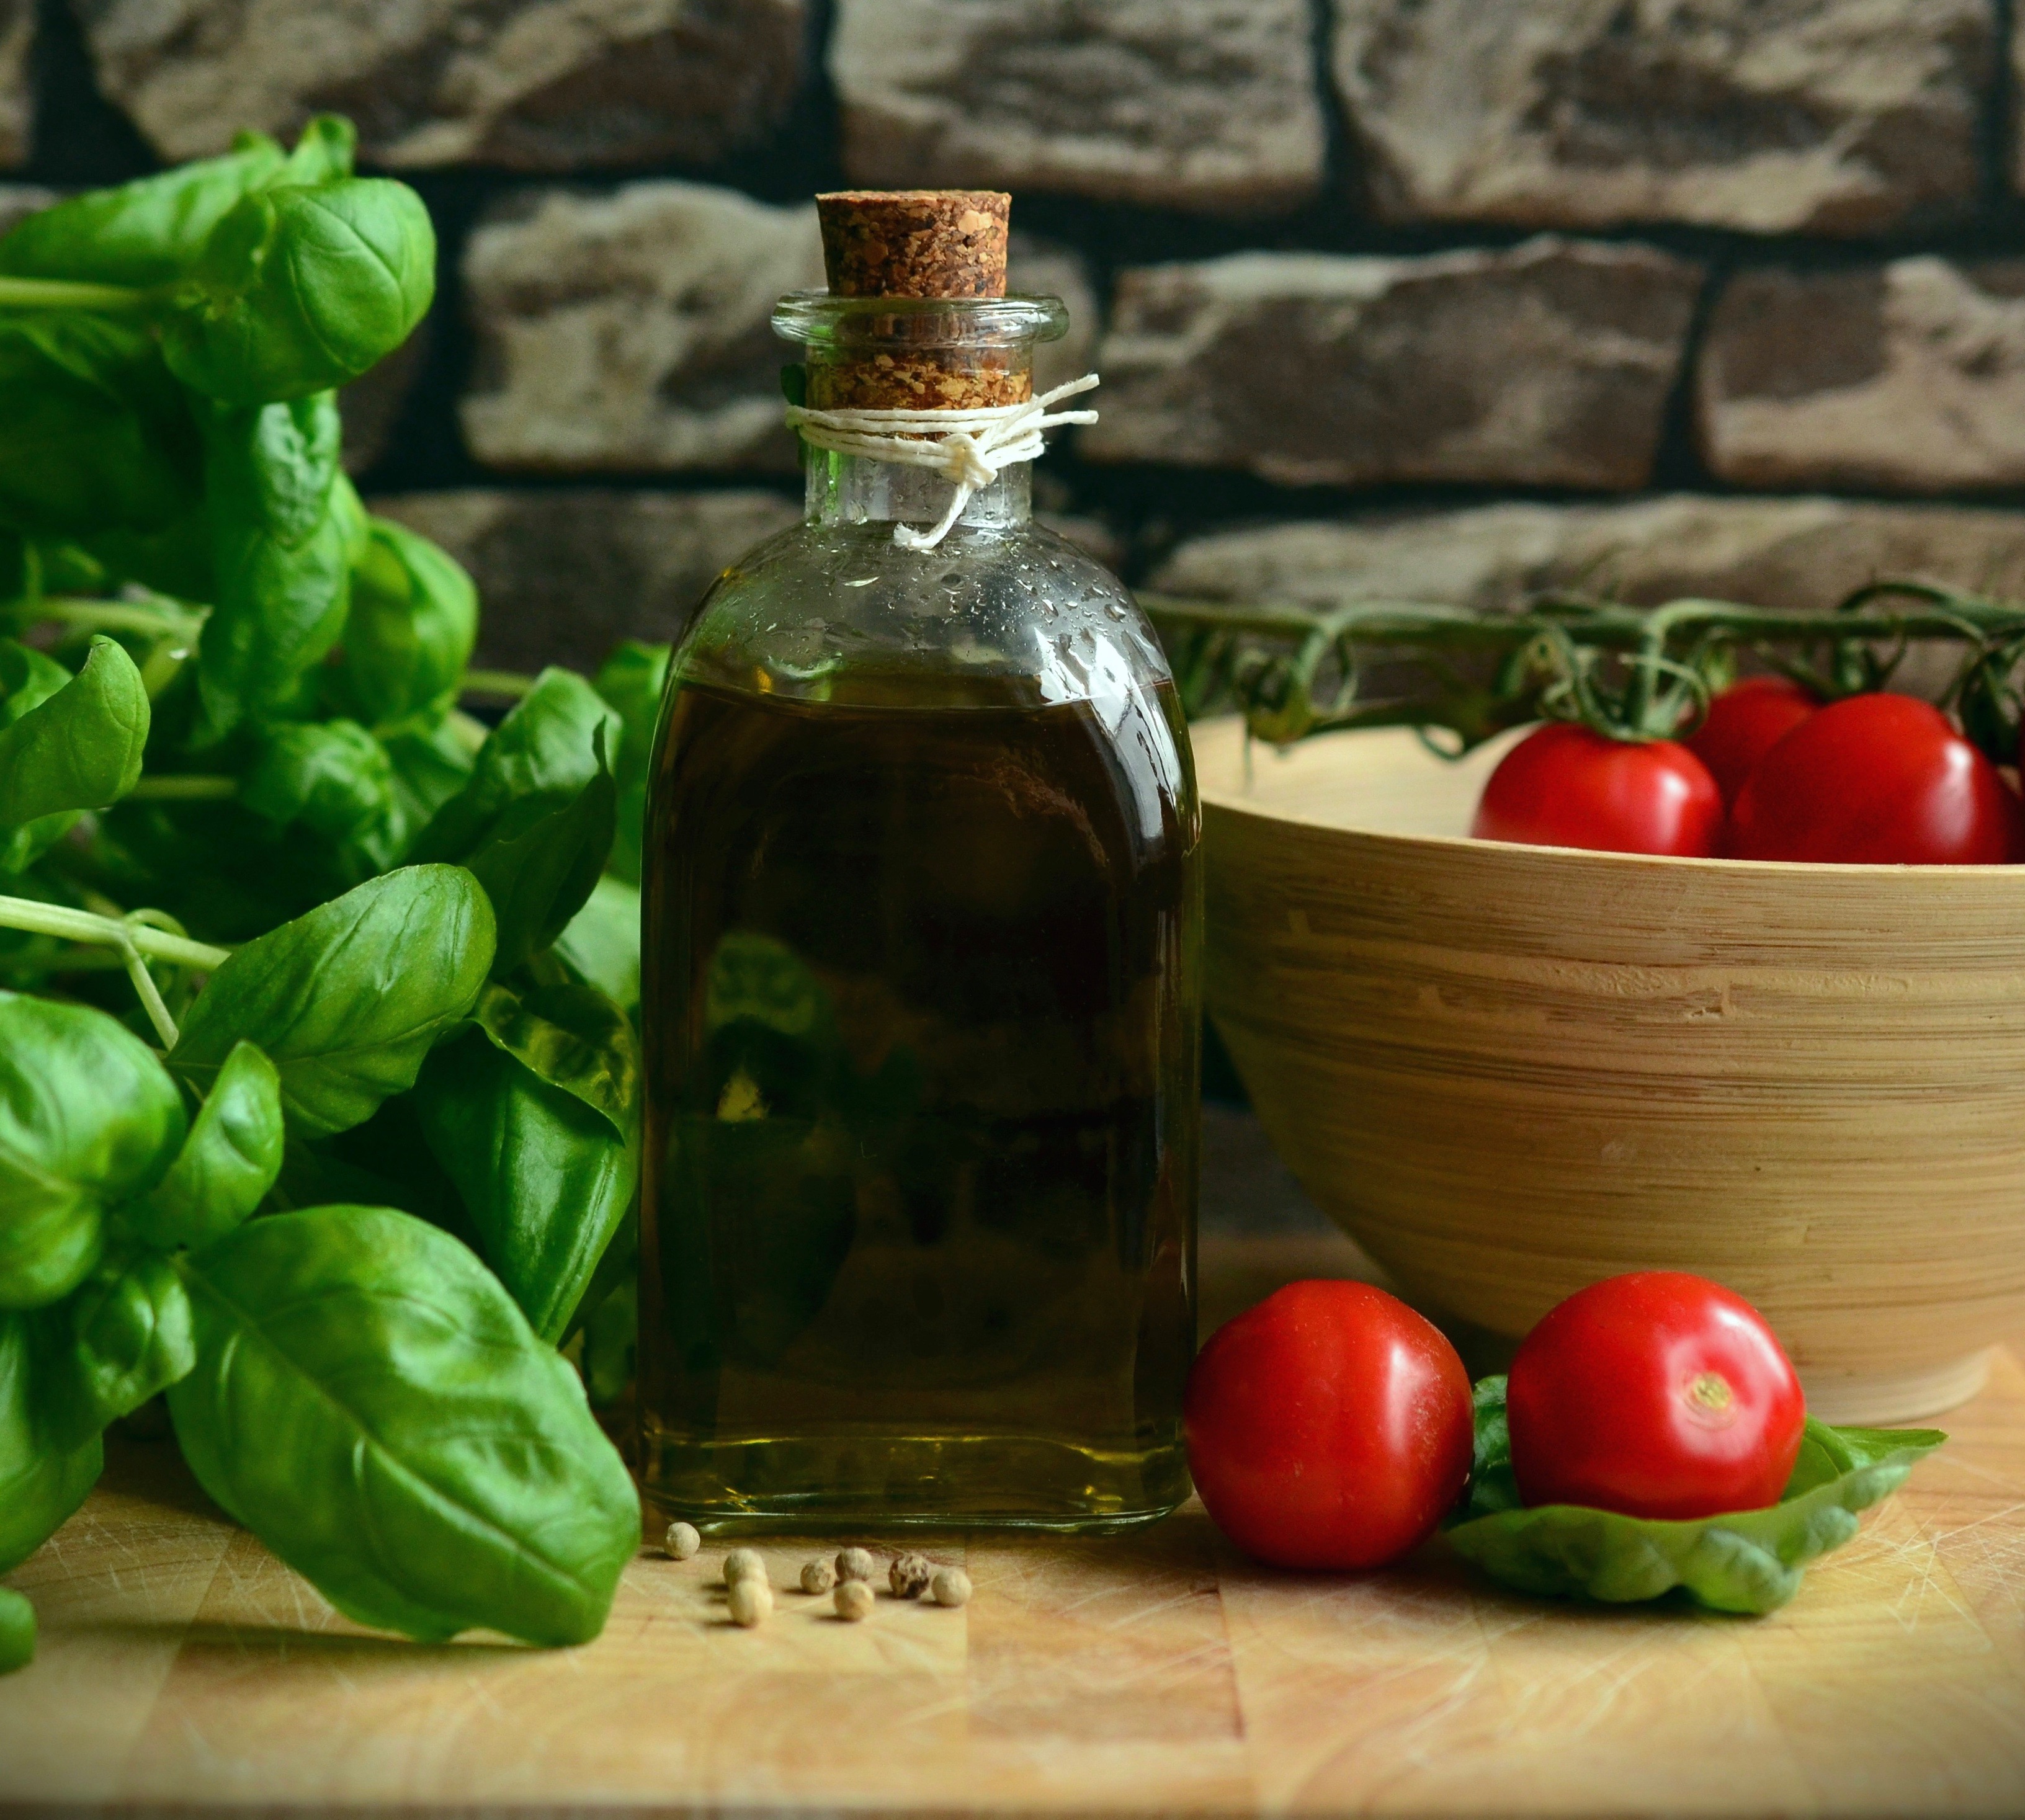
[931,1567,972,1607]
[663,1521,700,1561]
[728,1576,772,1628]
[890,1551,932,1599]
[800,1557,836,1594]
[835,1546,875,1583]
[834,1579,874,1621]
[723,1546,766,1588]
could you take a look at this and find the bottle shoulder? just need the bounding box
[673,517,1171,709]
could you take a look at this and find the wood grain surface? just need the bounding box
[1195,718,2025,1425]
[4,1214,2023,1818]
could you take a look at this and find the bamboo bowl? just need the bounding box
[1195,716,2025,1424]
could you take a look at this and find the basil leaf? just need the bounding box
[191,421,359,743]
[241,719,397,868]
[0,132,287,286]
[580,1275,637,1407]
[276,115,355,187]
[330,518,476,731]
[409,669,619,975]
[382,717,477,839]
[0,1587,31,1675]
[0,994,186,1311]
[413,1029,632,1344]
[0,1312,102,1576]
[129,1040,284,1251]
[0,315,199,535]
[210,391,344,547]
[468,975,637,1141]
[167,865,496,1140]
[164,179,436,406]
[590,640,669,888]
[0,639,74,728]
[37,1251,195,1452]
[0,636,148,834]
[168,1205,639,1646]
[1445,1376,1946,1615]
[555,875,641,1017]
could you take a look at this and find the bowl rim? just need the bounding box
[1191,715,2025,883]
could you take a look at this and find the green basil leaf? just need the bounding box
[168,1204,639,1646]
[37,1251,195,1452]
[468,975,637,1142]
[0,636,148,831]
[412,1030,632,1344]
[190,429,359,744]
[409,669,619,975]
[1444,1376,1947,1615]
[0,132,287,286]
[0,314,200,535]
[329,518,476,731]
[0,994,186,1311]
[0,1312,102,1576]
[382,717,477,839]
[208,392,343,548]
[555,875,640,1017]
[167,865,496,1140]
[590,641,669,888]
[580,1275,636,1408]
[164,179,436,406]
[241,718,395,852]
[276,115,356,187]
[0,1586,31,1675]
[129,1040,284,1251]
[0,641,74,728]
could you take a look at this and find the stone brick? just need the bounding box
[371,489,801,674]
[1331,0,1990,236]
[1151,494,2025,618]
[74,0,805,169]
[1697,259,2025,494]
[462,182,1101,475]
[461,182,822,475]
[0,187,56,239]
[0,2,29,168]
[832,0,1325,214]
[1084,238,1701,491]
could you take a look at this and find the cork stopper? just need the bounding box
[816,190,1010,299]
[805,190,1027,413]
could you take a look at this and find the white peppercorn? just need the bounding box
[835,1546,875,1583]
[931,1567,972,1608]
[663,1521,700,1561]
[723,1546,766,1588]
[890,1551,932,1599]
[727,1576,772,1628]
[834,1578,874,1621]
[800,1557,836,1595]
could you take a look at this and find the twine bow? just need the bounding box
[784,373,1101,551]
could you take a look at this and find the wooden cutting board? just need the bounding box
[4,1221,2024,1818]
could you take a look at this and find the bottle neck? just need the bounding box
[804,448,1031,531]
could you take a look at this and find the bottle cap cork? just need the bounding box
[816,190,1011,300]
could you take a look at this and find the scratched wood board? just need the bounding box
[3,1231,2024,1818]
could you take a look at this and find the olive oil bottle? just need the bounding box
[636,191,1200,1532]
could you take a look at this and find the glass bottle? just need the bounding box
[636,196,1200,1532]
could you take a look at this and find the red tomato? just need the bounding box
[1184,1280,1473,1570]
[1685,676,1817,806]
[1506,1272,1806,1521]
[1729,692,2024,864]
[1471,723,1723,858]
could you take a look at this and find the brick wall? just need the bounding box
[14,0,2025,672]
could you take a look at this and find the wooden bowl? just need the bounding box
[1195,716,2025,1423]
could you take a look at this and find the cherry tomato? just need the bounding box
[1729,692,2024,864]
[1685,676,1817,806]
[1184,1280,1473,1570]
[1471,723,1723,858]
[1506,1272,1806,1521]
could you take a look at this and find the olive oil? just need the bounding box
[637,672,1200,1530]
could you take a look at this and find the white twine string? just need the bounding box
[785,372,1101,551]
